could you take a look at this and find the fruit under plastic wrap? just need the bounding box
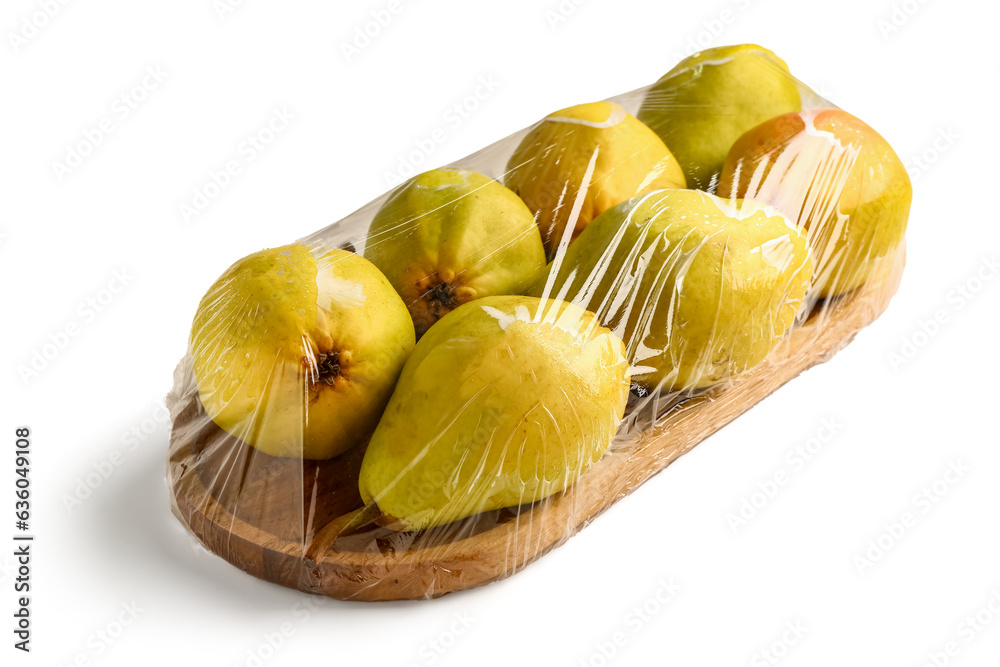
[167,45,909,600]
[365,168,546,337]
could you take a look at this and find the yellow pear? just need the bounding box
[718,108,911,297]
[506,101,685,259]
[536,189,813,392]
[365,168,546,337]
[190,244,415,459]
[358,295,630,530]
[637,44,802,189]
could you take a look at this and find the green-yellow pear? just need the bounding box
[190,244,415,459]
[637,44,802,190]
[358,295,630,531]
[365,168,545,337]
[506,101,686,259]
[535,189,813,392]
[718,108,911,297]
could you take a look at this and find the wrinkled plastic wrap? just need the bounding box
[167,46,909,600]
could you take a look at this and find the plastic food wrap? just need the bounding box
[167,44,910,600]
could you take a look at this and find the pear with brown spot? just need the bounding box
[365,168,546,337]
[190,244,415,459]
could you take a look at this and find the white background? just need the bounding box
[3,0,999,665]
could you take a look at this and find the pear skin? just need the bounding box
[718,108,911,297]
[535,189,813,392]
[357,295,630,530]
[637,44,802,190]
[365,169,546,337]
[506,101,685,259]
[191,244,415,459]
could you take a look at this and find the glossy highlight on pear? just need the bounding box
[638,44,802,189]
[365,168,546,337]
[506,101,685,259]
[358,295,631,531]
[719,108,911,297]
[190,244,415,459]
[535,189,813,392]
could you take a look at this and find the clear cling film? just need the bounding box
[166,44,910,601]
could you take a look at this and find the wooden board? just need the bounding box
[167,248,904,601]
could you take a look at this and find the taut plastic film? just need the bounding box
[166,44,910,600]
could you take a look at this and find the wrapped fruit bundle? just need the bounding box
[167,44,910,601]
